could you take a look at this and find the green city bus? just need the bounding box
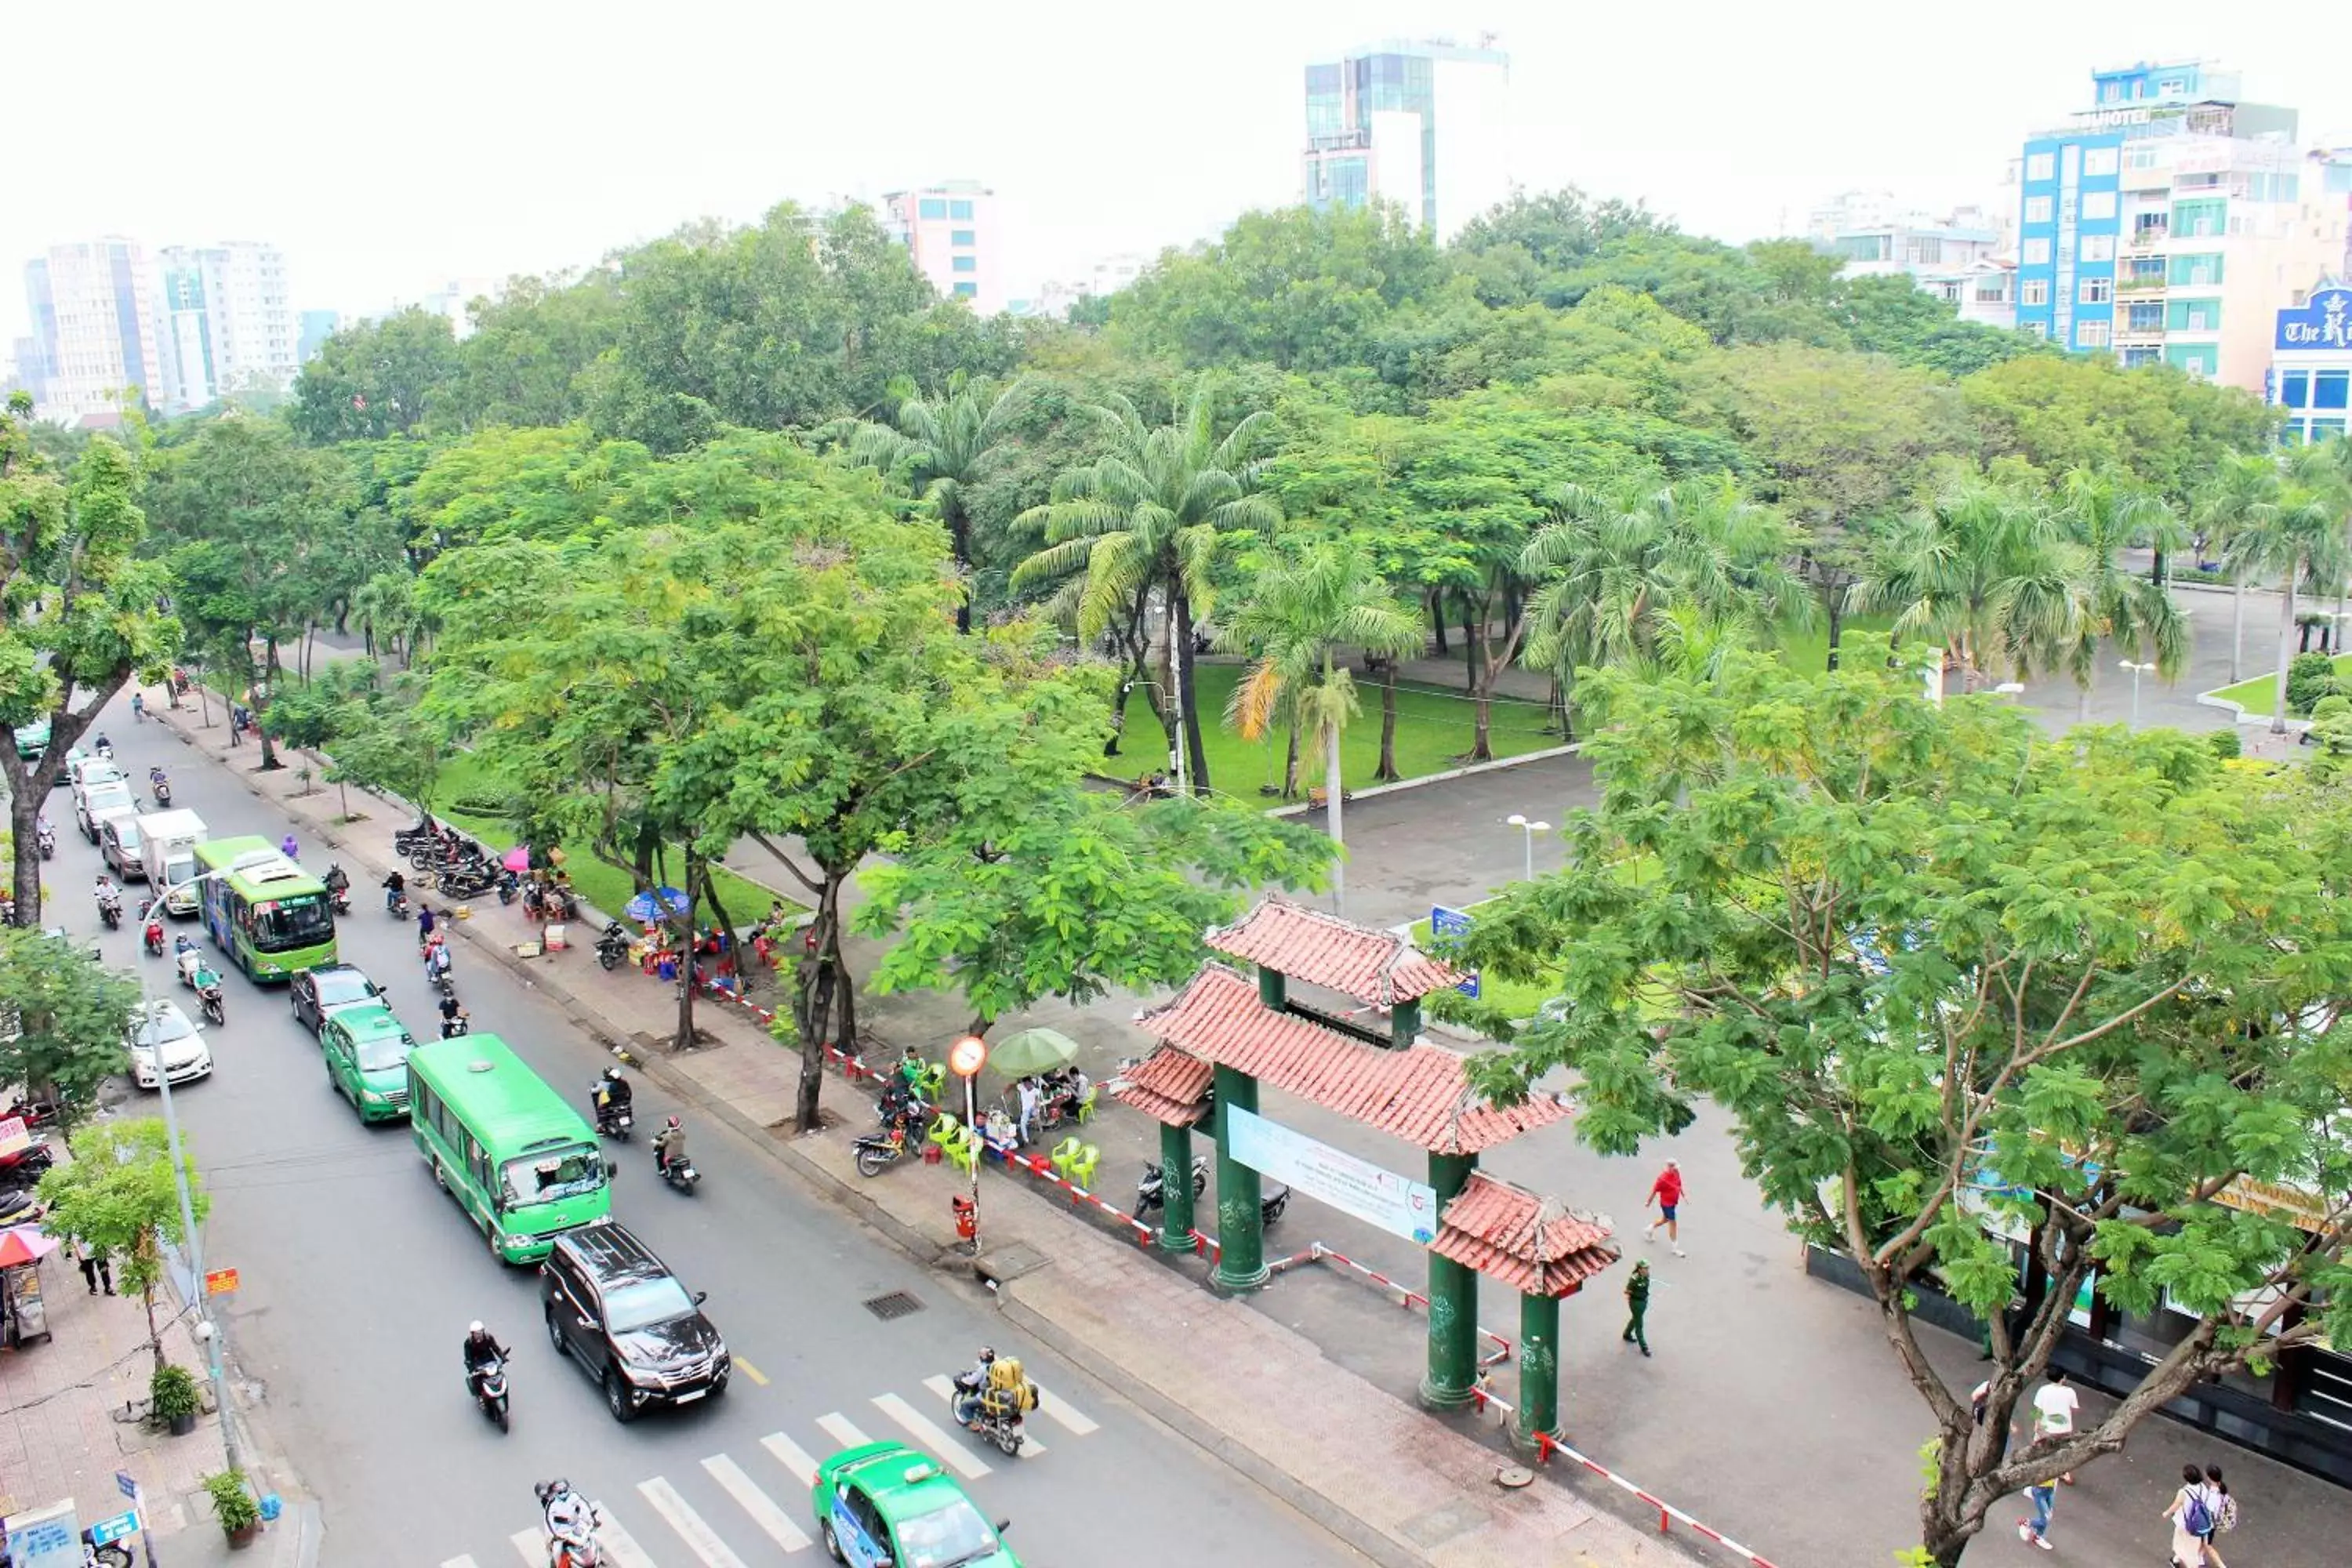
[194,837,338,981]
[407,1034,614,1264]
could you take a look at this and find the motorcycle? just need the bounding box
[197,974,226,1027]
[593,1098,634,1141]
[495,866,521,906]
[470,1355,511,1432]
[441,1012,473,1039]
[1260,1184,1292,1227]
[853,1119,918,1178]
[98,893,122,931]
[951,1368,1033,1457]
[325,865,351,916]
[36,820,55,859]
[80,1524,135,1567]
[595,920,632,972]
[427,946,456,997]
[387,889,411,921]
[531,1483,606,1568]
[656,1146,699,1195]
[143,916,166,957]
[150,775,172,808]
[93,739,114,761]
[0,1135,55,1179]
[1134,1155,1210,1219]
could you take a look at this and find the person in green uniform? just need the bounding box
[1622,1260,1653,1356]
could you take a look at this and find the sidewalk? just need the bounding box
[0,1242,318,1564]
[147,692,1705,1568]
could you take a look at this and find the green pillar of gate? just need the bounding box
[1156,1120,1196,1255]
[1512,1290,1563,1455]
[1209,1065,1269,1294]
[1418,1150,1479,1409]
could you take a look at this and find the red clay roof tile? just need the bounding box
[1430,1172,1621,1297]
[1206,898,1460,1008]
[1107,1045,1214,1128]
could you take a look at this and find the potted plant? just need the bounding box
[205,1468,262,1547]
[151,1362,201,1437]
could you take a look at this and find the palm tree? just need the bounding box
[829,372,1031,631]
[2053,470,2190,719]
[2291,434,2352,644]
[1013,390,1280,794]
[1519,472,1808,727]
[1850,481,2089,699]
[350,571,419,666]
[1218,545,1421,913]
[2225,448,2352,735]
[2194,452,2284,683]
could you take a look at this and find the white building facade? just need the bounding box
[882,181,1004,314]
[153,241,299,407]
[20,238,166,424]
[1301,37,1512,240]
[1811,194,2018,331]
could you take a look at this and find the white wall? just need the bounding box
[1432,56,1512,239]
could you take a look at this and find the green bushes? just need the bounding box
[2286,652,2342,715]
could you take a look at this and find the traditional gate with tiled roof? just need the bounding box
[1109,897,1616,1454]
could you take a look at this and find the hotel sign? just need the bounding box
[2276,288,2352,351]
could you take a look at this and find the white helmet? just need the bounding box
[468,1320,485,1336]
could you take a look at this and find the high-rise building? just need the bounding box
[1809,192,2018,330]
[21,238,166,424]
[149,243,299,409]
[298,309,341,363]
[881,181,1003,314]
[2015,60,2343,390]
[1300,36,1512,240]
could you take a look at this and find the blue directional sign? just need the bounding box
[1428,906,1479,999]
[89,1511,141,1546]
[116,1472,139,1502]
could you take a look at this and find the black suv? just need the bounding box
[540,1219,728,1421]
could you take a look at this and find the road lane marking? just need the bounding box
[702,1454,811,1551]
[507,1530,543,1564]
[731,1355,769,1386]
[1030,1383,1101,1434]
[815,1411,872,1450]
[598,1516,661,1568]
[638,1477,745,1567]
[873,1392,991,1479]
[442,1557,481,1568]
[920,1374,1046,1454]
[763,1430,821,1489]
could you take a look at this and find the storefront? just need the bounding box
[2268,283,2352,444]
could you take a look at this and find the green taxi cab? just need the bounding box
[321,1002,418,1121]
[812,1442,1018,1568]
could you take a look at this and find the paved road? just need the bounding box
[42,699,1367,1568]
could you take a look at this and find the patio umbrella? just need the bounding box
[0,1225,60,1268]
[500,845,532,873]
[985,1027,1083,1080]
[623,887,691,922]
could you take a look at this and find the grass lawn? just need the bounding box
[2203,658,2351,720]
[430,752,795,927]
[1769,613,1897,677]
[1404,912,1560,1022]
[1116,662,1562,801]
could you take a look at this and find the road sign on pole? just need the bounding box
[1429,906,1481,999]
[203,1267,238,1295]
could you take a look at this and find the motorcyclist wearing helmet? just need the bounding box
[94,873,121,913]
[593,1065,632,1113]
[652,1113,687,1178]
[952,1346,997,1426]
[535,1478,596,1553]
[175,934,203,987]
[463,1320,509,1400]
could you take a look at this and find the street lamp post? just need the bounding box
[1504,814,1550,881]
[947,1033,988,1254]
[2119,659,2158,730]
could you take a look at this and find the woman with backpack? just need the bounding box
[2162,1462,2215,1567]
[2198,1465,2236,1566]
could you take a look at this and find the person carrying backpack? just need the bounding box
[2198,1464,2237,1566]
[2163,1463,2215,1567]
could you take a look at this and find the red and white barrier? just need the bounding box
[1308,1244,1515,1364]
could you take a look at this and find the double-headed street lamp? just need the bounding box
[2119,659,2158,730]
[946,1033,989,1254]
[1505,813,1550,882]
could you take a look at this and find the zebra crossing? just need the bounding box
[435,1374,1101,1566]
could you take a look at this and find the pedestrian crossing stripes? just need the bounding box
[443,1374,1101,1565]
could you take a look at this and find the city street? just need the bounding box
[36,698,1368,1568]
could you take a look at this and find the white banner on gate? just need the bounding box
[1226,1105,1439,1244]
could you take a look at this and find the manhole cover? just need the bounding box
[862,1290,924,1322]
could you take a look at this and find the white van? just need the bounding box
[138,809,209,916]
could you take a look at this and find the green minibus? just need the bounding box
[193,837,337,981]
[406,1034,613,1263]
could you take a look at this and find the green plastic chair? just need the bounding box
[915,1062,946,1099]
[926,1112,960,1151]
[1049,1137,1083,1182]
[1066,1142,1101,1190]
[946,1126,982,1176]
[1073,1085,1098,1125]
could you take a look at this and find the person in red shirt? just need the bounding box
[1643,1159,1686,1256]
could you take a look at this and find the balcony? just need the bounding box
[2125,227,2170,252]
[2117,274,2169,296]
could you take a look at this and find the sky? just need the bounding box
[6,1,2347,350]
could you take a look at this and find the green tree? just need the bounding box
[38,1116,210,1374]
[0,927,136,1128]
[0,404,181,923]
[2193,450,2283,682]
[396,425,651,561]
[1448,645,2352,1566]
[826,373,1033,630]
[1014,388,1281,794]
[2221,446,2352,735]
[2053,469,2190,717]
[1852,480,2089,696]
[285,307,463,442]
[441,270,624,429]
[1962,354,2278,507]
[1832,274,2046,378]
[1216,543,1421,906]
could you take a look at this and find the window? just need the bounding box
[2078,278,2112,304]
[2169,253,2223,286]
[2075,322,2111,348]
[950,230,975,247]
[2082,147,2120,178]
[2023,238,2052,264]
[2127,303,2164,331]
[2082,191,2118,220]
[2024,196,2054,223]
[2079,235,2115,262]
[1974,281,2008,303]
[2020,280,2049,307]
[2027,152,2056,181]
[918,198,947,220]
[2282,372,2311,407]
[951,256,975,272]
[2318,372,2350,411]
[953,282,977,299]
[949,199,974,220]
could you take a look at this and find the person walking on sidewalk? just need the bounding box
[2016,1479,2056,1551]
[1621,1261,1652,1356]
[73,1236,113,1295]
[2164,1462,2218,1567]
[1642,1159,1686,1255]
[2197,1465,2236,1566]
[2031,1368,2081,1484]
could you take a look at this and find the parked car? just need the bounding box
[813,1441,1020,1567]
[289,964,384,1035]
[319,1003,417,1122]
[125,1000,212,1089]
[540,1219,728,1421]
